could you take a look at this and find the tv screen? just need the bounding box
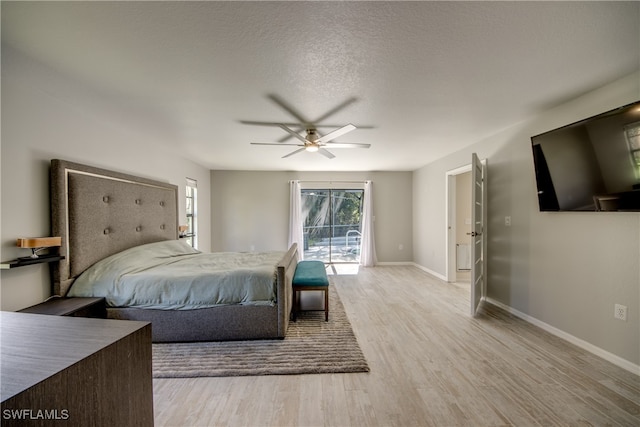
[531,101,640,212]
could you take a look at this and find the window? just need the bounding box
[185,178,197,248]
[301,189,363,263]
[625,121,640,179]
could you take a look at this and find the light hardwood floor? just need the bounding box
[154,265,640,426]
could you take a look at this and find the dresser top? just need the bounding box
[1,311,149,402]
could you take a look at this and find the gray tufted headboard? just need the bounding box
[50,159,178,296]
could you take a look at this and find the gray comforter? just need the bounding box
[68,240,284,310]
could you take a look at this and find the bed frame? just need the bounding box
[50,159,297,342]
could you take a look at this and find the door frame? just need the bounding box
[445,160,487,284]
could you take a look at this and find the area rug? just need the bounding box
[152,285,369,378]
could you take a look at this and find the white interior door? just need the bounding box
[470,153,485,316]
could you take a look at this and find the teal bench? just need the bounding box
[292,260,329,321]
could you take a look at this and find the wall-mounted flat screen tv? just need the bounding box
[531,101,640,212]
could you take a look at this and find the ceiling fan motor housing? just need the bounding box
[306,129,319,142]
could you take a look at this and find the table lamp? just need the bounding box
[16,237,62,259]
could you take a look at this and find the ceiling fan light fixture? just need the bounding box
[305,144,319,152]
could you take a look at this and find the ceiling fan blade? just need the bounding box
[267,94,310,143]
[313,97,357,123]
[316,124,356,144]
[277,130,300,143]
[282,147,307,158]
[239,121,305,143]
[318,148,336,159]
[250,142,304,146]
[323,142,371,149]
[278,124,307,143]
[267,94,311,125]
[240,120,366,129]
[240,120,294,127]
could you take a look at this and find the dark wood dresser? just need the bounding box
[18,296,106,318]
[0,311,153,426]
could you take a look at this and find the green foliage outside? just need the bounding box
[302,190,363,244]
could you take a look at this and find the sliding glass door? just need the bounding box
[301,189,363,263]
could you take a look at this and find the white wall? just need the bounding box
[413,72,640,367]
[0,47,211,311]
[211,170,413,263]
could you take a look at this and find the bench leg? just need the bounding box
[292,286,329,321]
[292,289,298,322]
[324,288,329,321]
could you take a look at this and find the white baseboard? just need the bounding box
[409,263,448,281]
[375,262,448,281]
[485,297,640,376]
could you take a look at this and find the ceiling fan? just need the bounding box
[250,123,370,159]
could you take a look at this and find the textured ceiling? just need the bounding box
[2,1,639,171]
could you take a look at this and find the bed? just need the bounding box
[50,159,298,342]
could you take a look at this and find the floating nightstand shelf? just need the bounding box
[1,254,65,269]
